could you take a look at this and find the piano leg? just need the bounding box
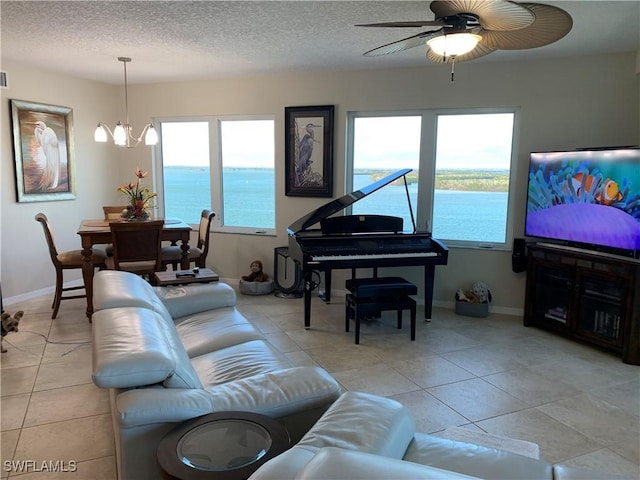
[424,265,435,322]
[323,270,332,303]
[303,270,313,329]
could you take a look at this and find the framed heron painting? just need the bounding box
[10,99,76,202]
[285,105,334,197]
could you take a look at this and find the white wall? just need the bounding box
[2,52,638,312]
[1,61,122,300]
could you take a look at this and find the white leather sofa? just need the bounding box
[250,391,629,480]
[90,270,341,480]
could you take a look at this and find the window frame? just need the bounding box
[346,107,520,250]
[153,114,277,236]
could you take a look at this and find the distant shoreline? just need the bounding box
[164,166,510,193]
[365,169,509,192]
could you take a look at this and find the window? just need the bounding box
[350,116,421,231]
[159,121,211,225]
[156,116,275,234]
[347,109,517,248]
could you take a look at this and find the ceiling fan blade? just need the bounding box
[356,20,448,28]
[426,42,496,63]
[430,0,534,31]
[363,29,442,57]
[480,3,572,50]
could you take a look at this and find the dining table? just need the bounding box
[77,218,192,319]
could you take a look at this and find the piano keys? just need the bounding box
[287,169,448,329]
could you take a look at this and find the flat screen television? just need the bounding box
[525,146,640,258]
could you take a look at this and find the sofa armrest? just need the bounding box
[113,366,340,428]
[154,282,236,320]
[206,366,341,418]
[553,464,634,480]
[115,388,216,427]
[404,432,552,480]
[297,391,415,459]
[293,448,480,480]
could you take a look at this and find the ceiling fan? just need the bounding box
[357,0,573,64]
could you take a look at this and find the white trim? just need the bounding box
[5,278,523,318]
[2,279,84,307]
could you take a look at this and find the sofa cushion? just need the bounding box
[192,340,292,388]
[93,270,171,321]
[156,282,237,319]
[149,315,203,390]
[92,308,175,388]
[176,307,263,357]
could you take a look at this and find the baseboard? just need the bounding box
[3,279,83,307]
[434,299,523,317]
[4,280,524,318]
[4,278,240,307]
[321,289,523,317]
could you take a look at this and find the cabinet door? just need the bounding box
[529,262,574,330]
[574,271,627,349]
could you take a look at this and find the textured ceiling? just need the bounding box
[1,1,639,85]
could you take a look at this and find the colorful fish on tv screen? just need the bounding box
[525,147,640,252]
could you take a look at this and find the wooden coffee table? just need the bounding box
[154,268,219,286]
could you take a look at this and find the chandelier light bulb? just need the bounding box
[113,122,127,146]
[94,123,108,142]
[144,125,158,146]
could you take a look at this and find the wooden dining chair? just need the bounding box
[103,205,126,221]
[106,220,164,281]
[35,213,107,319]
[101,206,126,256]
[161,209,215,271]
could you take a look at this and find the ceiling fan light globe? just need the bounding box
[427,33,481,57]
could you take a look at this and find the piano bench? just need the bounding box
[345,277,417,345]
[345,276,418,298]
[345,294,416,344]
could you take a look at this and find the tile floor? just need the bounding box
[1,287,639,479]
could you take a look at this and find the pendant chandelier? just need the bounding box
[94,57,157,148]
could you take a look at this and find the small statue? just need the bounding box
[241,260,270,283]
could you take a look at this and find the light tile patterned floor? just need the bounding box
[1,287,639,478]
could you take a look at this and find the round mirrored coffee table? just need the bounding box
[157,411,290,480]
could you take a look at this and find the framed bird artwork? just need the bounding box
[284,105,334,197]
[10,99,76,202]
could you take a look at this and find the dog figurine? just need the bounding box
[241,260,270,283]
[1,311,24,353]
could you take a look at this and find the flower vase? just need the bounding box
[121,204,150,221]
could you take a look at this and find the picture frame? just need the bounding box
[285,105,334,197]
[10,99,76,202]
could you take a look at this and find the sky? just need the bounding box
[161,120,274,168]
[160,113,514,170]
[354,113,514,170]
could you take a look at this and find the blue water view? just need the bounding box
[164,167,507,242]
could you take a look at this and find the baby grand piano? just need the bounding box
[288,169,448,329]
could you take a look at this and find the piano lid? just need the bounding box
[287,168,412,235]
